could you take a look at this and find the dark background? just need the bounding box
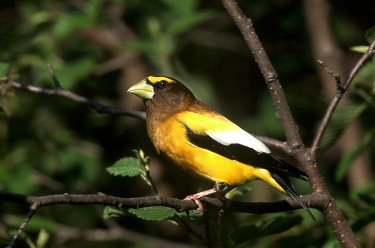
[0,0,374,247]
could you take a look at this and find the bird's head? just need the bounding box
[127,76,194,107]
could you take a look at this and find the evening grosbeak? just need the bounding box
[128,76,313,219]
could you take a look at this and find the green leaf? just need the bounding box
[350,182,375,203]
[54,58,95,89]
[350,26,375,53]
[161,0,197,14]
[321,103,367,149]
[128,206,177,221]
[166,11,214,35]
[335,131,374,182]
[261,215,303,235]
[352,58,375,92]
[53,13,94,38]
[123,39,157,53]
[36,229,50,248]
[351,209,375,232]
[0,62,9,78]
[103,206,126,219]
[357,193,375,206]
[231,224,261,243]
[350,46,369,53]
[106,157,146,177]
[17,215,57,232]
[365,26,375,43]
[231,215,302,244]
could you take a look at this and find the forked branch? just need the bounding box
[311,40,375,153]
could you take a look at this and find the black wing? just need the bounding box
[184,124,315,220]
[183,124,307,180]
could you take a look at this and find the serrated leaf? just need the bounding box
[128,206,177,221]
[261,215,303,235]
[103,206,126,219]
[106,157,146,177]
[335,131,374,182]
[321,103,367,149]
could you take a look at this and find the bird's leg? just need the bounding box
[184,188,217,212]
[214,182,232,195]
[184,182,231,212]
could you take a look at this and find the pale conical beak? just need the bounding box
[127,79,154,100]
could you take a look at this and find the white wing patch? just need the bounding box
[177,110,271,154]
[206,129,271,154]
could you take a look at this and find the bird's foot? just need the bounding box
[184,188,217,212]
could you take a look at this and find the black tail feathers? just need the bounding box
[272,173,315,221]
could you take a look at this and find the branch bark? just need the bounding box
[311,40,375,152]
[0,190,326,215]
[304,2,375,245]
[222,0,303,150]
[221,0,375,247]
[1,1,374,247]
[6,80,145,120]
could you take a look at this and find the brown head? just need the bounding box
[127,76,196,121]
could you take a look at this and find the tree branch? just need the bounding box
[6,204,38,248]
[6,80,145,120]
[254,135,290,154]
[222,0,304,151]
[1,2,372,247]
[311,40,375,153]
[0,190,326,215]
[3,77,292,154]
[221,0,367,247]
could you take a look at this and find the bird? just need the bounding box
[127,75,314,219]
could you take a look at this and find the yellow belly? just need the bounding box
[149,115,285,193]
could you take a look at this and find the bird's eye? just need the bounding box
[157,80,168,89]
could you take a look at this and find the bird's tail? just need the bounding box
[272,173,315,221]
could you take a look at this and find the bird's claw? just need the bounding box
[183,188,217,212]
[184,195,204,212]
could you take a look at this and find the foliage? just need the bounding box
[0,0,375,247]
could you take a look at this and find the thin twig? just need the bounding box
[6,204,38,248]
[311,40,375,153]
[8,81,146,120]
[47,64,63,89]
[316,59,342,92]
[5,77,289,152]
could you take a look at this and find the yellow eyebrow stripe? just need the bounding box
[147,76,175,84]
